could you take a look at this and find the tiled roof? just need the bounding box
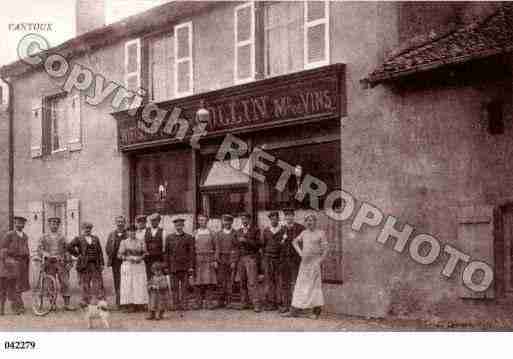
[365,3,513,85]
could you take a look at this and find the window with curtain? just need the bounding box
[174,22,193,97]
[44,93,67,153]
[264,1,304,77]
[235,2,255,83]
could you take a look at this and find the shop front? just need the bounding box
[112,64,346,283]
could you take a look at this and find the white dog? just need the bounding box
[84,300,110,329]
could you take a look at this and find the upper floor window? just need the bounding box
[46,93,67,153]
[304,0,330,69]
[234,2,255,84]
[174,22,193,97]
[124,38,141,92]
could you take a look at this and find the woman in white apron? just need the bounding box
[118,223,149,312]
[193,214,217,309]
[285,213,329,319]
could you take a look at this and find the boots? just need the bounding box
[146,311,156,320]
[63,296,75,311]
[0,299,5,316]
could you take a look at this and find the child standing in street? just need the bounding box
[147,262,170,320]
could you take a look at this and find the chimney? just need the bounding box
[76,0,106,36]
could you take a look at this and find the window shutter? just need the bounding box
[304,0,329,69]
[67,94,82,151]
[235,2,255,83]
[457,205,495,299]
[30,99,43,158]
[125,39,141,92]
[27,200,44,243]
[174,22,193,97]
[66,198,80,240]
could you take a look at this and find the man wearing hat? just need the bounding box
[236,213,262,312]
[215,214,239,308]
[144,213,166,281]
[36,217,75,311]
[0,216,30,315]
[279,208,305,314]
[68,222,105,307]
[164,217,194,311]
[106,215,128,309]
[261,211,285,311]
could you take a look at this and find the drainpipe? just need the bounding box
[1,75,14,231]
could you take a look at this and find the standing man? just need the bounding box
[36,217,75,311]
[262,211,284,311]
[215,214,239,308]
[144,213,165,281]
[236,213,261,312]
[279,208,305,314]
[165,218,194,312]
[106,215,127,309]
[0,216,30,315]
[68,222,105,307]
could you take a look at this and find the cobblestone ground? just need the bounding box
[1,294,513,331]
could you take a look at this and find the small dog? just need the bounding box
[84,300,110,329]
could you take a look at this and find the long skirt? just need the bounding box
[120,261,149,305]
[291,256,324,309]
[194,252,217,285]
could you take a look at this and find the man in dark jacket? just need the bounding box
[0,216,30,315]
[164,218,194,312]
[68,222,105,307]
[144,213,165,281]
[236,213,261,312]
[105,216,127,309]
[262,211,285,311]
[215,214,239,308]
[279,208,305,313]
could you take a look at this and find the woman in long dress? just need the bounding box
[285,213,329,319]
[193,214,217,309]
[118,224,149,312]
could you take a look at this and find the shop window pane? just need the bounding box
[202,191,250,219]
[135,149,193,215]
[256,141,340,211]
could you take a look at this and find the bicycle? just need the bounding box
[31,256,61,316]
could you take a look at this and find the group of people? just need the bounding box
[0,207,329,320]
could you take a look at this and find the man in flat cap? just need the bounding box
[214,214,239,308]
[261,211,285,311]
[68,222,105,307]
[144,213,166,281]
[106,215,127,309]
[235,213,262,312]
[36,217,75,311]
[0,216,30,315]
[279,208,305,314]
[164,217,194,312]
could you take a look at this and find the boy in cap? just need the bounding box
[236,213,261,312]
[147,262,169,320]
[106,215,127,309]
[144,213,166,281]
[0,216,30,315]
[279,208,305,314]
[215,214,239,308]
[262,211,285,311]
[68,222,105,307]
[36,217,75,311]
[164,217,194,312]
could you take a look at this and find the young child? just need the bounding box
[147,262,170,320]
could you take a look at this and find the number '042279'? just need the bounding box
[4,341,36,350]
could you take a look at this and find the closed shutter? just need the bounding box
[26,201,44,247]
[457,205,495,299]
[66,198,80,240]
[235,2,255,83]
[68,94,82,151]
[30,99,43,158]
[304,1,329,68]
[125,38,141,92]
[174,22,193,97]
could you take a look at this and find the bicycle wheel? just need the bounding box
[31,274,58,316]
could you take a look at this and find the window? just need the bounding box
[256,141,340,211]
[174,22,193,97]
[44,93,67,154]
[304,0,330,69]
[44,202,67,234]
[264,1,303,77]
[124,38,141,92]
[234,2,255,84]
